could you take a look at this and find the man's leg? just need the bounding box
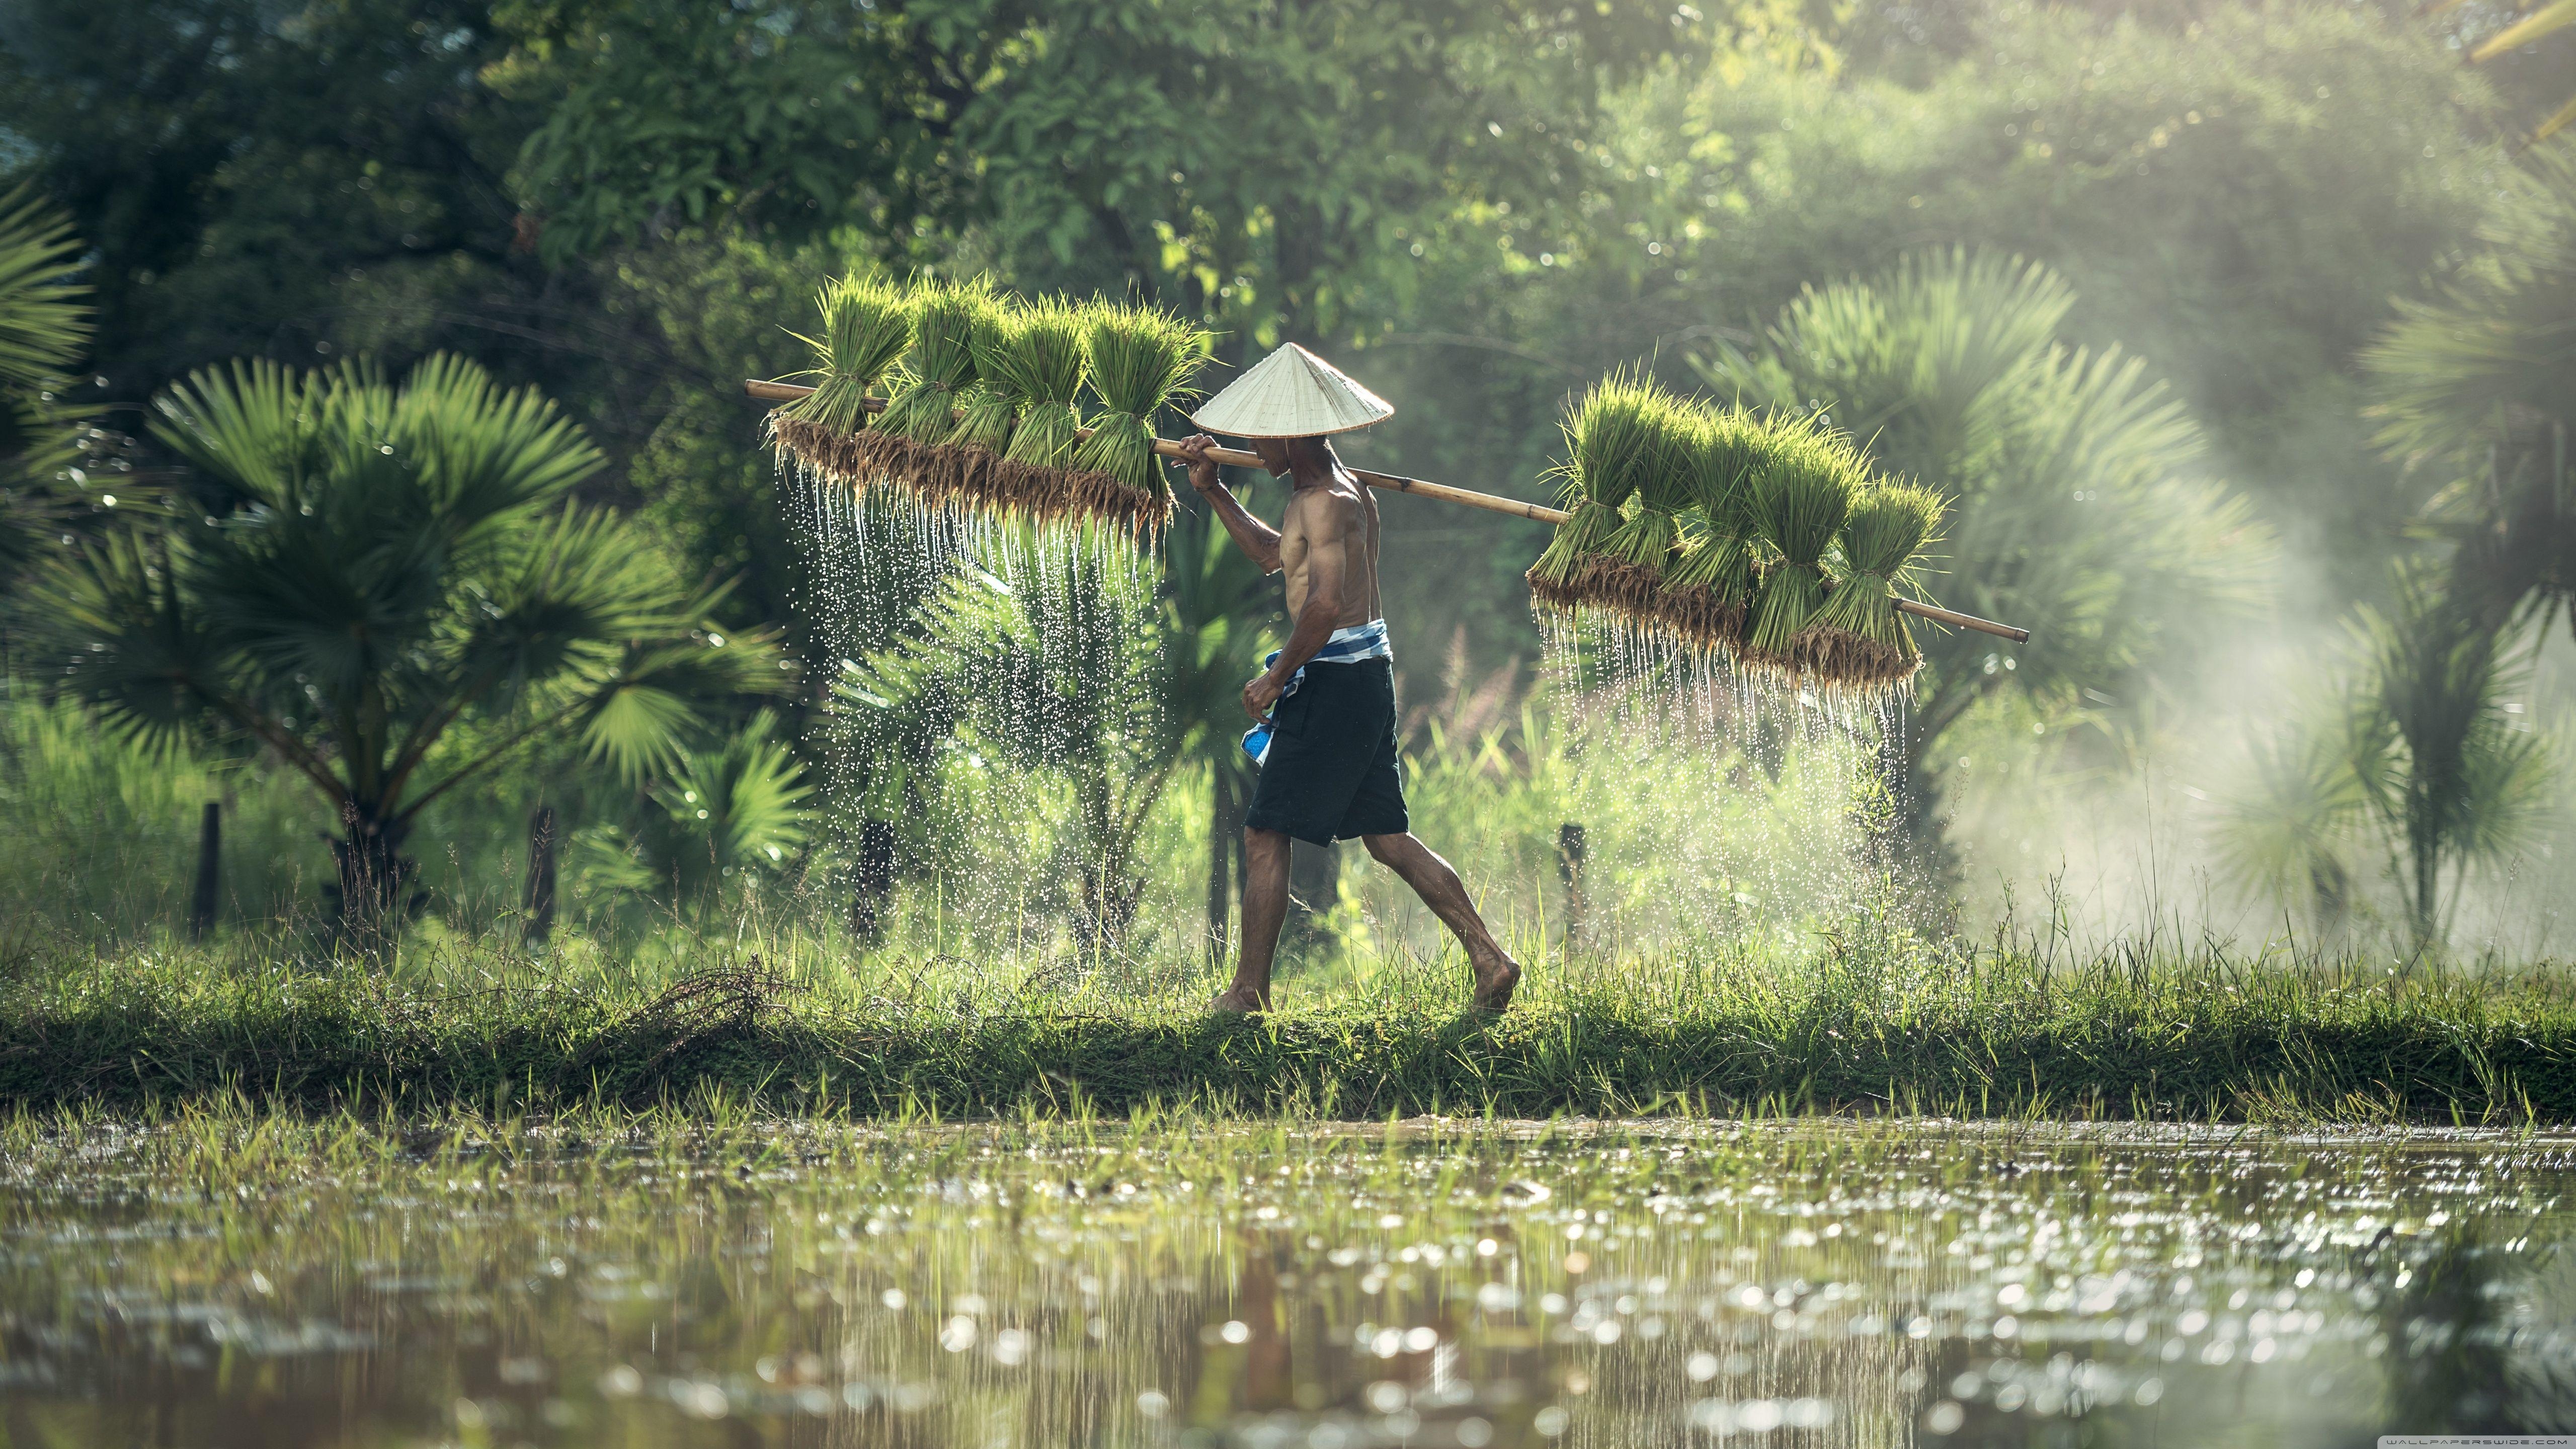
[1361,833,1524,1011]
[1211,826,1293,1012]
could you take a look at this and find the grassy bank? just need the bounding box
[7,913,2574,1123]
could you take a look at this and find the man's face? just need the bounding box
[1252,438,1294,476]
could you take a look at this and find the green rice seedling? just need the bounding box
[1805,479,1946,694]
[1071,299,1213,537]
[878,277,991,441]
[1655,403,1775,653]
[948,307,1026,453]
[943,303,1027,512]
[987,297,1091,520]
[773,275,913,484]
[874,278,997,501]
[779,274,913,434]
[1742,422,1864,672]
[1526,369,1670,613]
[1588,392,1704,619]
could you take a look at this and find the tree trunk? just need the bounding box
[189,801,221,940]
[1071,774,1138,948]
[521,804,558,948]
[1287,839,1338,952]
[1556,822,1587,954]
[848,819,898,944]
[2411,823,2441,950]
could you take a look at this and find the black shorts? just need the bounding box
[1245,657,1409,847]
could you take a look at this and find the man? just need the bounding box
[1174,344,1524,1014]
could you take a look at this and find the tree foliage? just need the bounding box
[835,543,1188,944]
[2365,139,2576,638]
[0,0,541,399]
[492,0,1696,345]
[1697,250,2278,855]
[2350,571,2555,945]
[576,709,815,912]
[39,354,787,941]
[0,183,112,600]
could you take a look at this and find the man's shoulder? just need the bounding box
[1286,478,1365,526]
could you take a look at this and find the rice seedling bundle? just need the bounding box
[773,274,913,484]
[941,303,1027,511]
[947,305,1025,453]
[877,278,991,438]
[1586,393,1704,616]
[845,274,994,503]
[1070,300,1213,536]
[1656,404,1774,652]
[1741,424,1864,671]
[984,297,1093,520]
[1526,371,1672,613]
[1804,479,1946,693]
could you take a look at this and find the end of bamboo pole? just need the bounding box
[1892,597,2030,642]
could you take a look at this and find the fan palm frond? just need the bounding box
[0,185,89,397]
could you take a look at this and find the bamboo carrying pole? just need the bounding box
[744,378,2031,642]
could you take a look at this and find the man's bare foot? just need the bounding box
[1469,953,1523,1013]
[1208,985,1269,1015]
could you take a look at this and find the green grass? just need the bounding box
[7,908,2570,1123]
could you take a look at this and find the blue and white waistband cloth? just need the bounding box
[1242,619,1392,766]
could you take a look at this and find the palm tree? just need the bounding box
[838,538,1190,946]
[42,355,787,946]
[829,500,1272,955]
[2363,139,2576,638]
[577,710,816,914]
[0,184,112,603]
[2219,706,2371,936]
[2351,570,2554,947]
[1695,250,2277,864]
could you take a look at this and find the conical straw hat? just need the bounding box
[1190,344,1394,439]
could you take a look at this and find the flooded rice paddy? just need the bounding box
[4,1117,2572,1445]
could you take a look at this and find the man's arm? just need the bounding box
[1175,434,1282,573]
[1243,493,1352,721]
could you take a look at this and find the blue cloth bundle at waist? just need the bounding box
[1243,619,1392,766]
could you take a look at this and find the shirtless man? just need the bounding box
[1174,347,1523,1014]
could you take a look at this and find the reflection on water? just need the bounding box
[3,1119,2573,1446]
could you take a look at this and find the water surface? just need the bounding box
[4,1118,2571,1445]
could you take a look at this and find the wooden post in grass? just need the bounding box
[1557,823,1587,953]
[522,805,558,947]
[1205,766,1246,969]
[1288,840,1338,952]
[188,801,220,940]
[849,819,899,944]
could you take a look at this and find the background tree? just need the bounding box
[838,547,1189,946]
[1696,250,2278,862]
[42,355,786,945]
[0,185,131,612]
[2219,708,2371,936]
[575,709,815,916]
[490,0,1691,339]
[2364,139,2576,640]
[2351,571,2555,947]
[1,0,2510,677]
[0,0,546,400]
